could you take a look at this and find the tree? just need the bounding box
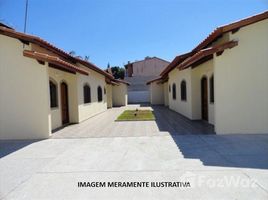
[111,66,125,79]
[84,55,90,61]
[69,51,90,62]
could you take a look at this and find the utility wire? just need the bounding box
[23,0,28,33]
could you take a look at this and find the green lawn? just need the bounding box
[116,109,155,121]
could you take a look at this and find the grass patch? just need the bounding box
[116,109,155,121]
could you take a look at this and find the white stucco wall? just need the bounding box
[128,91,150,103]
[48,67,79,130]
[191,59,214,124]
[112,84,128,106]
[77,66,107,122]
[0,35,50,139]
[150,82,164,105]
[163,82,169,106]
[106,84,113,108]
[214,19,268,134]
[168,68,193,119]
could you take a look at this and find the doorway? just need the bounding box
[201,77,208,121]
[60,82,69,125]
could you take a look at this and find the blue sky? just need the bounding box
[0,0,267,69]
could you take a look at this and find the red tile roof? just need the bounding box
[105,78,129,86]
[193,10,268,52]
[0,26,113,79]
[0,22,14,29]
[147,10,268,85]
[159,52,193,77]
[74,57,114,79]
[23,50,89,75]
[113,79,130,86]
[178,41,238,70]
[110,81,120,86]
[146,77,162,85]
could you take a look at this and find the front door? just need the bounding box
[201,77,208,121]
[61,82,69,125]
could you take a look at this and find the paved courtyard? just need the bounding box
[52,105,214,138]
[0,106,268,199]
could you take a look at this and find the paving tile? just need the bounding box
[1,106,268,199]
[4,170,268,200]
[51,105,215,138]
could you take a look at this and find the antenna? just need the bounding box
[23,0,29,33]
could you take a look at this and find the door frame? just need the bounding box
[60,81,69,125]
[201,76,208,121]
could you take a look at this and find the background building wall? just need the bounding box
[0,35,50,139]
[125,57,169,103]
[125,76,152,103]
[132,57,169,77]
[214,19,268,134]
[128,91,150,103]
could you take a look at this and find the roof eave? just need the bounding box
[192,10,268,52]
[146,77,162,85]
[114,79,130,86]
[23,50,89,75]
[0,27,113,78]
[178,40,238,70]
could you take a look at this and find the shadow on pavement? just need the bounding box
[152,105,268,169]
[0,139,42,158]
[152,105,215,135]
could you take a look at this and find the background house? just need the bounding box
[124,57,169,103]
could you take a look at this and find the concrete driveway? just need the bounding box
[52,105,214,138]
[1,106,268,199]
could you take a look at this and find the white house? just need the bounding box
[125,57,170,103]
[0,25,129,140]
[147,11,268,134]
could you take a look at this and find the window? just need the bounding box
[97,86,103,102]
[49,80,58,108]
[83,84,91,103]
[169,84,171,93]
[180,80,187,101]
[210,75,214,103]
[172,83,176,100]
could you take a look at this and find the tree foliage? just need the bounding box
[111,66,125,79]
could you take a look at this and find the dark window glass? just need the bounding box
[83,84,91,103]
[172,83,176,100]
[49,80,58,108]
[210,75,214,103]
[97,86,103,102]
[180,80,187,101]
